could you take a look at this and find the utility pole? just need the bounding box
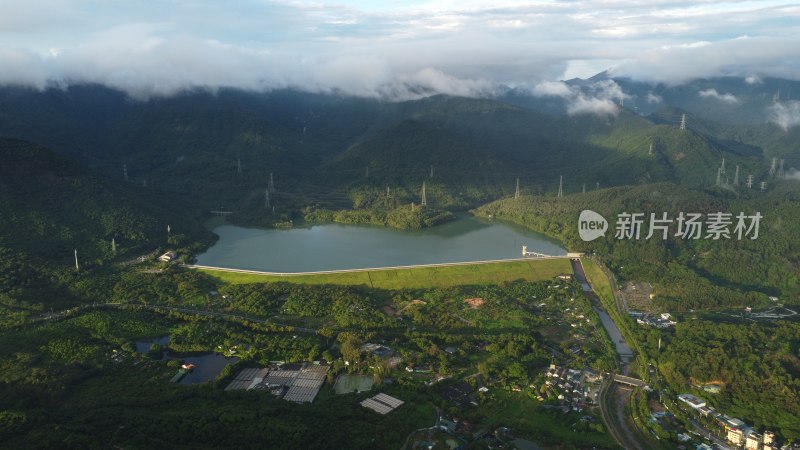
[746,175,754,189]
[648,142,653,156]
[582,183,586,194]
[167,224,171,236]
[679,113,686,131]
[265,187,270,207]
[74,249,79,271]
[111,238,116,255]
[421,182,427,207]
[237,158,242,174]
[596,181,600,190]
[386,186,391,198]
[515,178,520,199]
[123,164,128,182]
[268,173,275,193]
[430,165,434,179]
[557,175,563,198]
[734,165,739,185]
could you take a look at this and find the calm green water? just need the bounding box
[195,215,565,273]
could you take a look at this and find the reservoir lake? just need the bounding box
[195,215,565,273]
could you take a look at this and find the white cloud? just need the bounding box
[530,79,624,116]
[531,81,572,98]
[768,101,800,131]
[646,92,663,103]
[698,88,739,104]
[0,1,798,98]
[745,75,762,85]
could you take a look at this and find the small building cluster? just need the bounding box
[679,393,780,449]
[630,311,676,328]
[540,363,602,411]
[226,362,329,403]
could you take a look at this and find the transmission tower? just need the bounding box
[268,173,275,193]
[386,186,391,198]
[680,114,687,130]
[515,178,520,199]
[264,187,270,207]
[557,175,563,198]
[596,181,600,190]
[746,175,754,189]
[769,158,777,176]
[237,158,242,174]
[648,142,653,156]
[716,167,722,186]
[167,224,171,235]
[582,183,586,194]
[421,182,427,207]
[123,164,129,182]
[720,158,726,175]
[111,238,116,255]
[142,179,147,188]
[734,165,739,185]
[430,165,434,179]
[778,159,785,179]
[760,181,767,191]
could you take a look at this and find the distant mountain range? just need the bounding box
[0,75,797,221]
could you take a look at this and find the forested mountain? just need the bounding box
[2,76,795,227]
[0,138,213,313]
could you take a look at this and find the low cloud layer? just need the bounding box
[0,1,798,100]
[698,88,739,104]
[530,79,626,116]
[768,101,800,131]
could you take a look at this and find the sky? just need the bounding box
[0,0,799,99]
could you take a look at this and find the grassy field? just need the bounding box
[581,258,616,306]
[196,258,573,289]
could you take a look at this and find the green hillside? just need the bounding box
[474,181,800,310]
[0,138,213,313]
